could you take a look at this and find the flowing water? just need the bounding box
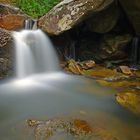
[14,30,60,78]
[24,19,35,30]
[130,37,140,69]
[0,30,139,140]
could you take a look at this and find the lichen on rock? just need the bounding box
[38,0,114,35]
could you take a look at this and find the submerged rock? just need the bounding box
[0,4,29,30]
[27,118,118,140]
[38,0,114,35]
[116,90,140,115]
[27,118,93,139]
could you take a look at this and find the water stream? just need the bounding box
[130,37,140,69]
[0,30,139,140]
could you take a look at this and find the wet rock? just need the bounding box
[64,59,96,75]
[79,60,95,70]
[63,60,129,81]
[133,70,140,78]
[0,4,29,30]
[0,28,13,56]
[0,28,13,77]
[65,59,84,75]
[99,34,132,60]
[119,0,140,36]
[116,90,140,115]
[118,65,132,75]
[84,66,127,80]
[78,34,132,62]
[86,1,119,33]
[0,28,12,56]
[38,0,114,35]
[97,79,140,89]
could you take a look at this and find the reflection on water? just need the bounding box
[0,73,139,140]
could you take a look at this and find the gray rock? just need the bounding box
[86,1,119,33]
[119,0,140,36]
[38,0,114,35]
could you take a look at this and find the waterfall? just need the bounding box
[130,37,140,68]
[13,30,60,78]
[24,19,34,29]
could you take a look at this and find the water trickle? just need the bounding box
[13,30,60,78]
[24,19,34,30]
[130,37,140,68]
[64,42,76,60]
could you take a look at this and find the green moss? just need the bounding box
[16,0,60,18]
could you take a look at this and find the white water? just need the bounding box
[13,30,60,78]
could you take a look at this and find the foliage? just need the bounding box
[15,0,60,18]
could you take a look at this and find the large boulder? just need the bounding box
[86,1,119,33]
[119,0,140,36]
[38,0,115,35]
[0,4,29,30]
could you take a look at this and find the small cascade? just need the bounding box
[130,37,140,68]
[24,19,35,29]
[64,42,76,60]
[32,20,38,30]
[13,30,60,78]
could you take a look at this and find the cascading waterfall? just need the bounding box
[13,30,60,78]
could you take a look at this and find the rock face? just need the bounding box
[119,0,140,36]
[77,34,132,62]
[0,28,13,77]
[98,34,132,60]
[86,1,119,33]
[38,0,115,35]
[0,4,29,30]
